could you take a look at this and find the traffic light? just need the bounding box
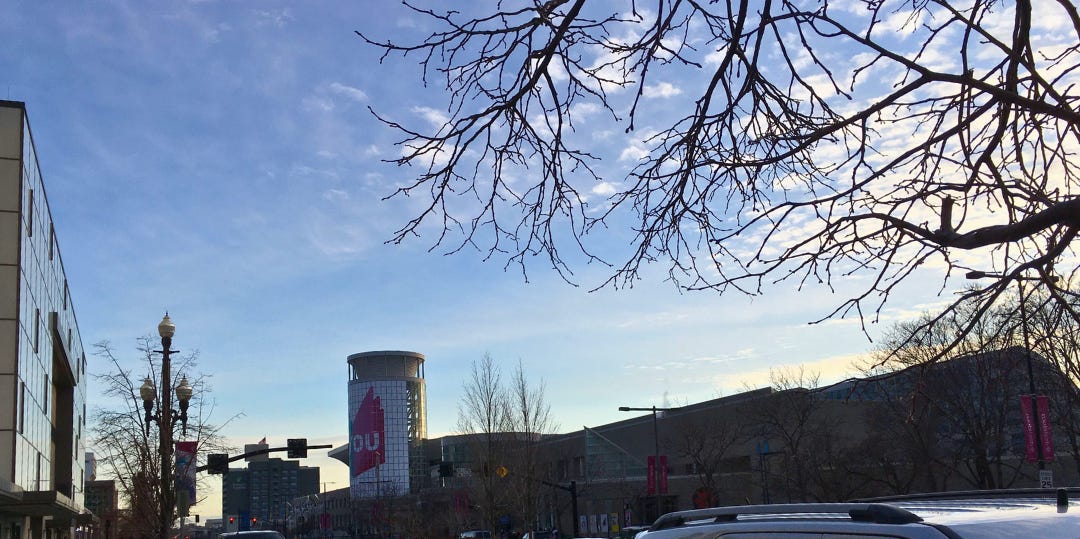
[228,517,235,524]
[287,438,308,458]
[438,462,454,478]
[208,453,229,474]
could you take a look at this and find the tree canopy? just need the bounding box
[360,0,1080,349]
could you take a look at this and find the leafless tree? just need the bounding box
[672,411,743,505]
[863,296,1068,490]
[743,367,831,502]
[89,338,237,539]
[505,360,558,533]
[457,355,557,535]
[360,0,1079,359]
[457,354,512,534]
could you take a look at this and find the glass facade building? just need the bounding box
[347,351,426,499]
[0,101,89,539]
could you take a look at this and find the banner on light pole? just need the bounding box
[175,441,198,516]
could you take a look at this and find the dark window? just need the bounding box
[27,189,33,237]
[18,382,25,433]
[33,308,39,353]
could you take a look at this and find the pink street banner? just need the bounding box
[646,456,656,495]
[1021,395,1037,461]
[1037,395,1054,461]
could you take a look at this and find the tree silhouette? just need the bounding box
[89,337,238,539]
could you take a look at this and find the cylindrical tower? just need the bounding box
[347,351,426,499]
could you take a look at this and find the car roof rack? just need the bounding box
[648,503,923,531]
[852,487,1080,503]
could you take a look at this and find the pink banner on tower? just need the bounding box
[351,387,386,476]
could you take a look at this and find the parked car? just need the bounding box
[635,488,1080,538]
[459,531,492,539]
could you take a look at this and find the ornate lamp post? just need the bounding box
[139,314,193,539]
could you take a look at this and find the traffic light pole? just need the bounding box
[540,479,579,537]
[198,442,332,473]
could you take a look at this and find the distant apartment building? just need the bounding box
[84,480,118,539]
[221,454,319,529]
[0,101,90,539]
[84,452,97,482]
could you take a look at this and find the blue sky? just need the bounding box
[0,0,1008,518]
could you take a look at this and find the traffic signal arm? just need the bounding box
[196,443,333,473]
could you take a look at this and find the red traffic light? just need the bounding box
[228,517,235,523]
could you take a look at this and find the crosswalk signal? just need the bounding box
[287,438,308,458]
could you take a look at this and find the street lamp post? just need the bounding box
[966,271,1056,481]
[139,314,193,539]
[618,405,674,523]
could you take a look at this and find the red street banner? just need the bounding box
[1037,395,1054,461]
[659,455,668,494]
[1021,395,1037,462]
[646,456,656,495]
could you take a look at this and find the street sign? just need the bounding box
[495,465,509,478]
[1040,469,1054,489]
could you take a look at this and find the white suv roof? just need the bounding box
[638,488,1080,539]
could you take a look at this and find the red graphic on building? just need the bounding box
[351,387,385,477]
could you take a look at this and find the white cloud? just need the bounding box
[322,189,349,202]
[411,106,450,129]
[591,182,617,196]
[329,82,368,103]
[254,8,293,28]
[619,144,649,162]
[642,81,682,99]
[301,96,334,112]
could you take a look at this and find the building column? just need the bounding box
[28,516,43,539]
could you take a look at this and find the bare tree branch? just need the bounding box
[361,0,1080,351]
